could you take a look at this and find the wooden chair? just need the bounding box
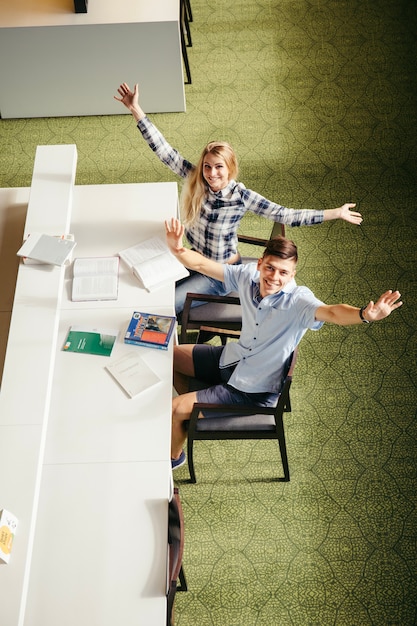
[179,227,285,344]
[167,487,187,625]
[184,342,298,483]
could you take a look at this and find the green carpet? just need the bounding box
[1,0,416,624]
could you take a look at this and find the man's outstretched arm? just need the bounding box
[315,290,403,325]
[165,218,225,282]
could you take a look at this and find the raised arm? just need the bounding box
[114,83,145,122]
[244,188,363,228]
[165,218,225,282]
[115,83,193,179]
[322,203,363,225]
[315,290,402,325]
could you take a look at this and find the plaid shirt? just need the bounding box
[138,117,324,262]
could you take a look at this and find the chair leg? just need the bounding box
[185,0,193,22]
[178,564,188,592]
[184,6,192,47]
[180,23,192,84]
[276,415,290,481]
[166,581,177,626]
[180,0,192,47]
[187,435,197,483]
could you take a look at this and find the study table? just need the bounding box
[0,146,179,625]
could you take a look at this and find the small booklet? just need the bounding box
[119,236,189,292]
[106,352,162,398]
[17,232,77,266]
[0,509,18,565]
[63,326,118,357]
[20,234,76,265]
[72,256,119,302]
[124,311,176,351]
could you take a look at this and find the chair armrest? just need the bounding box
[197,326,241,344]
[190,402,275,419]
[237,234,270,246]
[184,292,241,306]
[237,222,285,247]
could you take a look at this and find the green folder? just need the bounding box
[63,326,118,357]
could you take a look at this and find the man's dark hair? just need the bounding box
[263,235,298,262]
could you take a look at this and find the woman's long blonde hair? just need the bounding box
[180,141,239,226]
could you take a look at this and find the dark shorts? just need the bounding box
[191,344,278,410]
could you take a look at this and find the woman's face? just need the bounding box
[202,152,230,192]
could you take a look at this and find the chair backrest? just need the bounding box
[282,346,298,389]
[274,346,297,414]
[179,226,284,343]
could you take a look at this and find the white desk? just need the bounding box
[25,462,171,625]
[0,0,185,118]
[0,171,178,625]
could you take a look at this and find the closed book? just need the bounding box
[17,232,76,266]
[63,326,118,357]
[124,311,176,351]
[106,352,162,398]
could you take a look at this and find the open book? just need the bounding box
[17,232,76,266]
[119,237,189,292]
[105,352,162,398]
[72,256,119,302]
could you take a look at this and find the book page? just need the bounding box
[119,237,168,268]
[72,256,119,301]
[133,252,189,291]
[72,274,119,301]
[73,256,119,277]
[105,352,162,398]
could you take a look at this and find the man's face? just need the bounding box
[257,254,297,298]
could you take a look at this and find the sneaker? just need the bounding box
[171,450,186,470]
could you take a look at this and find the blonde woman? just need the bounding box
[115,83,362,315]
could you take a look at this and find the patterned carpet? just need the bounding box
[1,1,416,624]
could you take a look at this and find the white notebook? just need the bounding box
[17,232,76,266]
[106,352,162,398]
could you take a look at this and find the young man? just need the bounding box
[165,218,402,469]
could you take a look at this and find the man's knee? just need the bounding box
[174,344,195,376]
[172,392,197,422]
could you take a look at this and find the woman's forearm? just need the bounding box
[322,207,342,221]
[129,104,146,122]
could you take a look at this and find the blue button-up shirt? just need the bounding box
[221,263,324,393]
[137,117,325,262]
